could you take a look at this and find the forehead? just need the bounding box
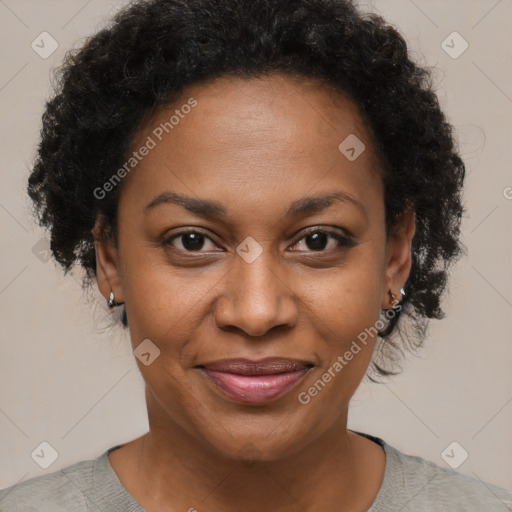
[139,73,374,156]
[120,73,383,221]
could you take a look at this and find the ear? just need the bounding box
[92,218,124,304]
[381,208,415,308]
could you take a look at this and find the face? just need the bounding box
[95,73,414,461]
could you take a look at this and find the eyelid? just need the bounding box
[294,225,354,242]
[162,228,218,250]
[289,226,355,251]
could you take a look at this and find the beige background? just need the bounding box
[1,0,511,492]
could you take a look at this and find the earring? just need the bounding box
[108,291,123,308]
[388,288,402,308]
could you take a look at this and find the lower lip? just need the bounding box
[200,368,311,404]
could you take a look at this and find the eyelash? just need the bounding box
[161,227,355,255]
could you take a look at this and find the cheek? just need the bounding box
[122,260,217,347]
[121,261,213,413]
[298,247,384,394]
[296,293,381,423]
[304,243,384,336]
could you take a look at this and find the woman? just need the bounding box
[1,0,511,510]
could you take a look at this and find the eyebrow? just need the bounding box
[144,190,366,219]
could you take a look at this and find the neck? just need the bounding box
[109,397,384,511]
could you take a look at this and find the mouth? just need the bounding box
[196,357,314,404]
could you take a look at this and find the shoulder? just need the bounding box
[0,458,95,512]
[0,447,139,512]
[365,433,512,512]
[396,448,512,509]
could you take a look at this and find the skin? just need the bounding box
[93,73,415,512]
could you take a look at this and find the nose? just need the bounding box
[213,250,299,337]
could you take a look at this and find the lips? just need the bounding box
[200,358,312,375]
[197,357,313,404]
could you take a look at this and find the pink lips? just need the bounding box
[198,358,313,404]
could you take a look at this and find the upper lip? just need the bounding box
[198,357,314,376]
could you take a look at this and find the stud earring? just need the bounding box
[388,288,404,308]
[107,291,123,308]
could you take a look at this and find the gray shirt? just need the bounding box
[1,432,511,511]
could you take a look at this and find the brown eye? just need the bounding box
[179,232,206,251]
[303,231,330,251]
[163,231,218,252]
[290,228,355,253]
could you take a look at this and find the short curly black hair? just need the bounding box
[27,0,465,380]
